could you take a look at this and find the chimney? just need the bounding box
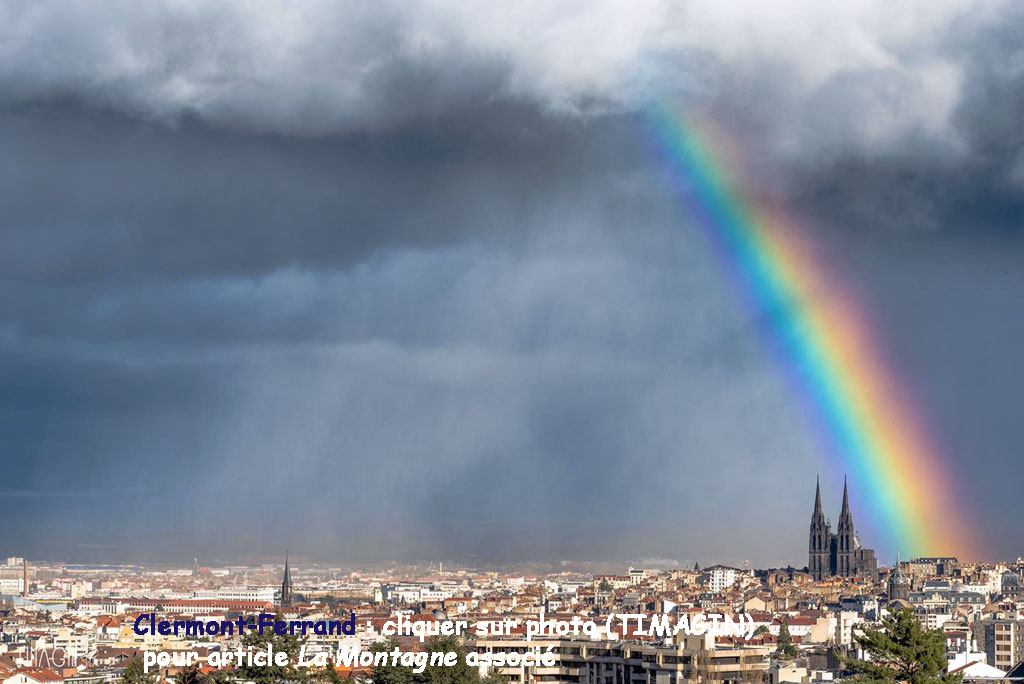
[22,558,27,598]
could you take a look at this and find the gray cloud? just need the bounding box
[0,1,1022,564]
[0,239,826,564]
[0,101,663,282]
[0,1,1008,143]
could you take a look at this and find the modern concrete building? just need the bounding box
[975,618,1024,672]
[475,634,771,684]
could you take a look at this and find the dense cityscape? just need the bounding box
[1,479,1021,684]
[4,2,1022,684]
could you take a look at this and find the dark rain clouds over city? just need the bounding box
[1,1,1022,565]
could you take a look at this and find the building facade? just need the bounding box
[703,566,738,593]
[475,635,771,684]
[888,554,911,602]
[976,618,1024,672]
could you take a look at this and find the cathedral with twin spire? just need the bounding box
[808,476,878,581]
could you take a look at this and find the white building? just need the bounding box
[194,587,276,603]
[834,611,861,646]
[948,652,1005,679]
[0,578,24,594]
[705,566,737,593]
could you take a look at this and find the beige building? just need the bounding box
[475,634,770,684]
[975,618,1024,672]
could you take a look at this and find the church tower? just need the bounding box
[888,549,911,602]
[807,476,877,580]
[808,476,831,581]
[280,552,293,607]
[836,477,855,576]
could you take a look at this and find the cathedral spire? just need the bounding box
[839,475,851,520]
[810,476,877,582]
[811,475,825,523]
[281,551,292,607]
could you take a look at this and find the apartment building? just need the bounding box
[976,619,1024,672]
[475,634,771,684]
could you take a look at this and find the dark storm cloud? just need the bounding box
[1,0,1022,564]
[0,101,659,283]
[792,6,1024,235]
[2,1,1021,249]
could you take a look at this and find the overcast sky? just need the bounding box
[1,0,1022,566]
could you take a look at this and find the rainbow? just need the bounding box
[648,105,975,560]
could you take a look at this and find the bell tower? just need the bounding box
[280,552,293,607]
[836,477,855,576]
[808,476,831,580]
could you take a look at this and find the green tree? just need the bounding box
[369,636,491,684]
[842,609,960,684]
[478,671,504,684]
[370,640,414,684]
[174,665,206,684]
[419,635,477,684]
[237,614,309,684]
[777,620,797,659]
[122,659,157,684]
[314,660,346,684]
[202,670,233,684]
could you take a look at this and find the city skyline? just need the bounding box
[1,476,929,569]
[1,546,1020,683]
